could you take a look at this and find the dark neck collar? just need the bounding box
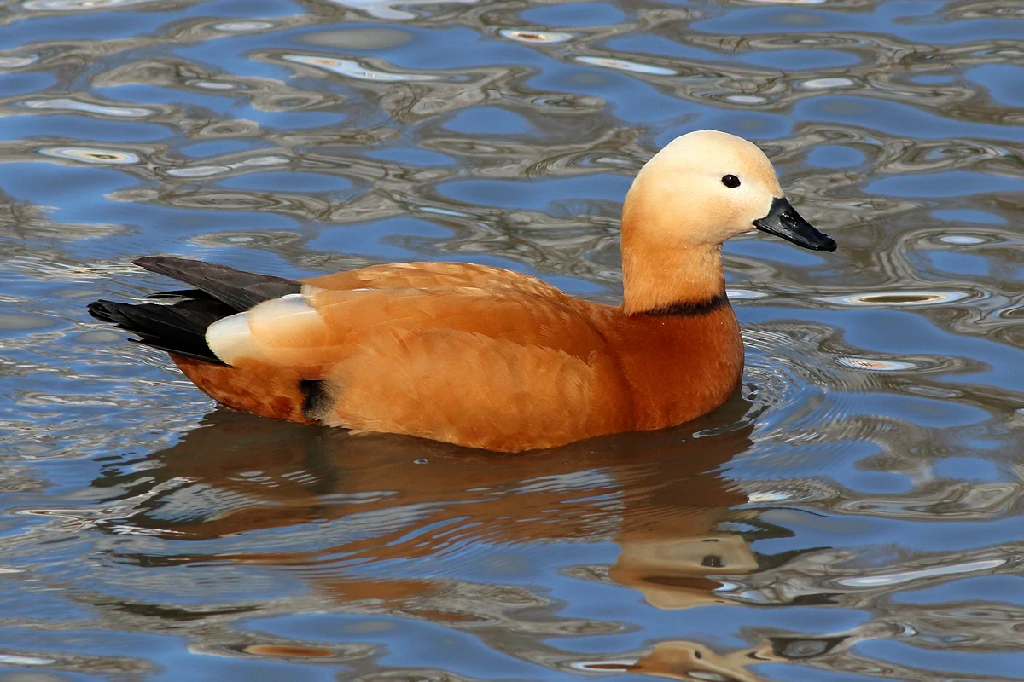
[634,293,728,318]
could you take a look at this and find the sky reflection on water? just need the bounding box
[0,0,1023,680]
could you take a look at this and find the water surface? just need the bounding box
[0,0,1022,680]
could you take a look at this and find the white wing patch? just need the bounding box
[206,312,264,365]
[206,292,325,366]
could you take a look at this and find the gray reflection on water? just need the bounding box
[0,0,1022,680]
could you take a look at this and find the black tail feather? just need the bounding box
[133,257,300,312]
[88,299,229,363]
[88,257,303,363]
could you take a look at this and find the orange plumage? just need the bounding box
[89,130,835,452]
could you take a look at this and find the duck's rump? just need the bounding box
[87,257,334,426]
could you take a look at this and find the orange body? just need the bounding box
[173,262,744,452]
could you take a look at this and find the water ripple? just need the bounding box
[0,0,1022,681]
[37,146,140,164]
[20,97,159,118]
[821,290,974,307]
[281,53,444,82]
[23,0,170,10]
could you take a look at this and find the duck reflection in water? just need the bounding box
[92,394,841,681]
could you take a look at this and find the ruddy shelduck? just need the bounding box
[89,130,835,452]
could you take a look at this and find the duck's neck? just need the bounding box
[621,241,726,316]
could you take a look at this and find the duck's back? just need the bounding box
[305,261,568,300]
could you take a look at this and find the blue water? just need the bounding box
[0,1,1022,680]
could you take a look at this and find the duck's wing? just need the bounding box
[208,283,607,370]
[195,284,631,451]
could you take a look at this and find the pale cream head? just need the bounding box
[619,130,833,313]
[623,129,785,248]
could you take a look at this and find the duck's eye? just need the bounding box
[722,174,741,189]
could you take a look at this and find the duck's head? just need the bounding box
[623,130,836,252]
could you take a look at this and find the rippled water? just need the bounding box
[0,0,1022,679]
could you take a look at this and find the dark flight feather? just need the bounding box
[133,257,300,312]
[88,258,302,363]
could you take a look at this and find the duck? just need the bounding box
[88,130,835,453]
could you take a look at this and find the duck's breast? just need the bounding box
[602,306,744,431]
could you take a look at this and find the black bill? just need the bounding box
[753,197,836,252]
